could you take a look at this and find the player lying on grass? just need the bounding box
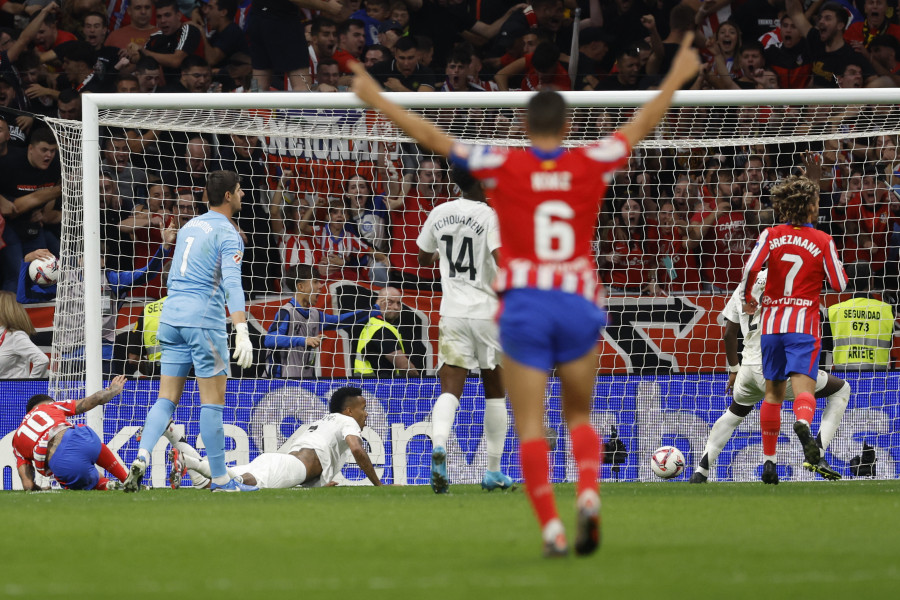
[351,36,700,557]
[163,387,385,488]
[690,269,849,484]
[13,376,130,491]
[741,175,848,474]
[417,165,514,494]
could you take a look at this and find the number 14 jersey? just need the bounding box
[449,132,631,305]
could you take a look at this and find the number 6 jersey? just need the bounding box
[449,133,631,305]
[416,197,500,318]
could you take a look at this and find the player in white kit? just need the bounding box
[416,165,513,494]
[690,270,850,484]
[166,387,385,488]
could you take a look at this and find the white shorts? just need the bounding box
[232,453,307,489]
[733,365,830,406]
[437,316,501,371]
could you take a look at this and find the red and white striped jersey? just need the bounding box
[281,233,315,269]
[312,225,369,281]
[450,132,631,304]
[742,223,847,337]
[12,401,77,477]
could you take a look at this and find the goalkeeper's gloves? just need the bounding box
[233,322,253,369]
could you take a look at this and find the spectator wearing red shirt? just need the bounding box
[33,11,77,54]
[599,197,661,295]
[495,41,570,91]
[647,200,703,293]
[764,14,813,89]
[688,167,754,292]
[845,0,900,50]
[839,167,893,288]
[301,200,383,284]
[388,156,448,292]
[334,18,366,74]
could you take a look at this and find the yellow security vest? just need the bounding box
[354,317,404,375]
[141,296,167,362]
[828,297,893,369]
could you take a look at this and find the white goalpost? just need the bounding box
[40,88,900,486]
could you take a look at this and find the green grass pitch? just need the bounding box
[2,481,899,599]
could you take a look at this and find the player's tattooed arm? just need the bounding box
[17,463,37,491]
[346,435,384,486]
[75,375,128,414]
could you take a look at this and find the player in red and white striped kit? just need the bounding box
[741,175,848,480]
[13,376,129,491]
[351,36,700,557]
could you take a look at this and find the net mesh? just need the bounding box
[44,93,900,484]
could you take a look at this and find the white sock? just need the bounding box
[819,383,850,451]
[763,454,776,464]
[431,393,459,449]
[703,409,745,470]
[484,398,508,472]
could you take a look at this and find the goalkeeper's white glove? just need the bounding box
[232,322,253,369]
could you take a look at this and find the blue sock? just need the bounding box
[138,398,177,455]
[200,404,227,479]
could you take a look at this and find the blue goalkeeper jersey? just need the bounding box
[161,211,246,330]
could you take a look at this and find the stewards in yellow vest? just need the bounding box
[354,287,420,376]
[828,296,894,369]
[141,296,167,363]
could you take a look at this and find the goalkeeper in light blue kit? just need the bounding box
[124,170,257,493]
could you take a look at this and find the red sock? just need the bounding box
[793,392,816,424]
[520,438,559,528]
[569,423,601,498]
[94,476,110,490]
[760,401,781,456]
[97,444,129,482]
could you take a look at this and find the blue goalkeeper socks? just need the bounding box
[200,404,227,480]
[138,398,177,455]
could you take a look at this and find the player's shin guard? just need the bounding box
[96,443,129,482]
[819,383,850,450]
[199,404,227,483]
[569,423,601,498]
[484,398,508,472]
[760,401,781,457]
[138,398,177,457]
[431,393,459,449]
[520,438,559,528]
[702,409,745,472]
[793,392,816,425]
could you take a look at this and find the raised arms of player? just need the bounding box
[618,34,700,148]
[350,62,455,158]
[75,375,127,414]
[345,434,384,486]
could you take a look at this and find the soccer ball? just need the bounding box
[650,446,686,479]
[28,256,60,286]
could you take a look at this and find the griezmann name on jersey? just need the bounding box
[449,132,631,305]
[743,223,847,337]
[162,211,246,331]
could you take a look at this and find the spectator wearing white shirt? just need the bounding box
[0,290,48,378]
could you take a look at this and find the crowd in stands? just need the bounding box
[2,0,900,377]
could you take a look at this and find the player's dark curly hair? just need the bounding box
[771,175,818,226]
[26,394,53,414]
[329,387,364,413]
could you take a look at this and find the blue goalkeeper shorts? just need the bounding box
[159,323,229,378]
[761,332,821,381]
[48,426,102,490]
[497,288,607,371]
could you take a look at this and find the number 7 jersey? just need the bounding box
[449,133,631,304]
[742,223,848,337]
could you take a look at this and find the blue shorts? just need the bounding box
[498,289,608,371]
[761,333,821,381]
[159,323,229,378]
[48,427,102,490]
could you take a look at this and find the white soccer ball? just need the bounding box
[650,446,686,479]
[28,256,60,286]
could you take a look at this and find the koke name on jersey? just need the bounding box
[531,171,572,191]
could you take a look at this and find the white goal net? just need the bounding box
[42,89,900,486]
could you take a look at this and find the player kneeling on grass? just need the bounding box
[166,387,385,488]
[13,376,130,491]
[690,269,849,484]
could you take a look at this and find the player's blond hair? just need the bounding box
[771,175,818,226]
[0,291,36,335]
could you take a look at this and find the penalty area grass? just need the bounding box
[1,481,898,599]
